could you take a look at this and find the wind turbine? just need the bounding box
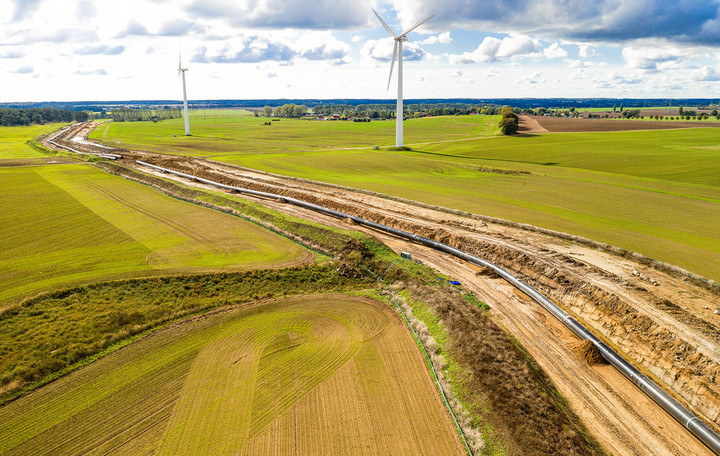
[178,54,190,136]
[373,9,434,148]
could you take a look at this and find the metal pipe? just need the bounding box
[135,159,720,455]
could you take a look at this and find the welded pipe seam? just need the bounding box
[135,159,720,455]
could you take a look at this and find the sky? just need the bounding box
[2,0,720,102]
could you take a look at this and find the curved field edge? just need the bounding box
[0,294,467,456]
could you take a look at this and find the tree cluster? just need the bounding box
[620,109,641,118]
[0,108,90,126]
[266,104,308,118]
[498,106,519,135]
[109,107,182,123]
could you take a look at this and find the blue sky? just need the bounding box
[1,0,720,102]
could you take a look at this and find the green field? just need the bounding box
[0,162,311,305]
[0,123,67,160]
[0,295,464,455]
[90,113,501,157]
[94,114,720,280]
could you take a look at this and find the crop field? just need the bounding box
[0,294,464,456]
[0,123,67,161]
[89,112,501,157]
[234,129,720,280]
[94,114,720,280]
[0,162,311,305]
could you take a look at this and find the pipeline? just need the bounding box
[46,124,122,160]
[135,160,720,455]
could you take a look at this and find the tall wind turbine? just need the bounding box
[178,54,190,136]
[373,9,433,148]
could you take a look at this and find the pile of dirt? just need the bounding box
[575,340,608,365]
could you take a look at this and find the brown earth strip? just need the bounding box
[530,115,720,132]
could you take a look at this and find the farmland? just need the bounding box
[0,161,312,305]
[94,114,720,280]
[0,123,67,161]
[89,113,501,157]
[0,294,465,456]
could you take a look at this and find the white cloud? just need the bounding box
[187,0,377,30]
[14,65,33,74]
[695,65,720,81]
[0,50,25,58]
[578,45,595,58]
[568,59,593,68]
[361,38,425,62]
[593,71,643,88]
[517,71,544,85]
[544,43,567,59]
[421,32,452,45]
[74,45,125,55]
[352,35,362,42]
[394,0,720,46]
[74,68,107,75]
[449,35,540,64]
[621,44,700,70]
[191,32,351,65]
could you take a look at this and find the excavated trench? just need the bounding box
[144,156,720,429]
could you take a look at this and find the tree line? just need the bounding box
[0,108,91,127]
[259,104,309,118]
[109,107,183,123]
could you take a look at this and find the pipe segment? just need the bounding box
[136,159,720,455]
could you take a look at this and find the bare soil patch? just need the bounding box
[530,115,720,132]
[518,115,549,134]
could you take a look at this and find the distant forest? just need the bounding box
[109,107,182,122]
[2,98,718,112]
[0,108,91,126]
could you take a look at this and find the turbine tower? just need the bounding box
[373,9,433,148]
[178,54,190,136]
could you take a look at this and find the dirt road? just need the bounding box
[45,123,720,455]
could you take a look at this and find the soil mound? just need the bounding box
[575,339,607,365]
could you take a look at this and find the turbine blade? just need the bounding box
[387,40,398,91]
[373,9,397,38]
[399,14,435,37]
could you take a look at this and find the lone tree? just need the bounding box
[499,106,519,135]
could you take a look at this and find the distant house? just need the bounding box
[332,114,340,120]
[316,115,324,120]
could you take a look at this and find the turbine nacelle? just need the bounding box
[372,9,433,91]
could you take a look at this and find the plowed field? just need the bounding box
[0,295,464,456]
[526,115,720,132]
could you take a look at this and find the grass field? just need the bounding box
[0,294,464,456]
[89,112,501,157]
[0,123,67,160]
[0,162,311,305]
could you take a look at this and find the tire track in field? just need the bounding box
[59,169,226,256]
